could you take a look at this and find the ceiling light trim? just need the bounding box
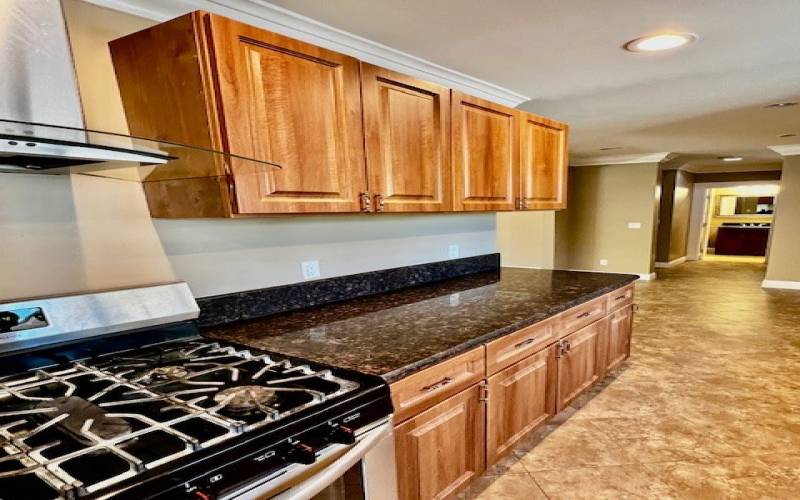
[570,152,672,167]
[84,0,531,107]
[768,144,800,156]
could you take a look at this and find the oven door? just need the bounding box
[226,418,397,500]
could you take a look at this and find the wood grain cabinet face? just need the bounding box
[520,114,568,210]
[206,15,367,214]
[395,385,485,500]
[361,64,452,212]
[603,305,633,374]
[556,318,607,412]
[487,345,556,464]
[451,92,519,211]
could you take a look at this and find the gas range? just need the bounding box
[0,285,394,500]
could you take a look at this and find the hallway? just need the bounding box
[465,260,800,499]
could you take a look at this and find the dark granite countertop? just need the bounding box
[202,268,637,383]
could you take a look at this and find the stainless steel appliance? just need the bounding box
[0,284,397,499]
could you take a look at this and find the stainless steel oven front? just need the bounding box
[225,418,398,500]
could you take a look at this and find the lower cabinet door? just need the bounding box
[394,384,485,500]
[487,345,557,464]
[604,305,633,373]
[556,318,607,412]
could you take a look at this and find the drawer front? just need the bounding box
[486,319,556,375]
[606,284,635,312]
[556,295,607,338]
[390,347,485,423]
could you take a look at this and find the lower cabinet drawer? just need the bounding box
[395,384,486,500]
[390,347,485,424]
[606,284,635,313]
[487,345,557,465]
[485,318,556,376]
[555,294,607,338]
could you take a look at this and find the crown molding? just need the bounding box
[570,152,671,167]
[84,0,530,107]
[768,144,800,157]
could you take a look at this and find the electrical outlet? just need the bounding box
[599,259,609,266]
[627,222,642,229]
[301,260,320,280]
[448,244,460,259]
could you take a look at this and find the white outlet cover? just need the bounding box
[627,222,642,229]
[599,259,609,266]
[448,244,460,258]
[301,260,321,280]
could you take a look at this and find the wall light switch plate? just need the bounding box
[301,260,320,280]
[627,222,642,229]
[448,244,460,259]
[599,259,609,266]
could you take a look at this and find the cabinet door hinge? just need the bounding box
[479,382,489,402]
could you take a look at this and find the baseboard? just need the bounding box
[638,272,657,281]
[761,280,800,290]
[655,256,687,268]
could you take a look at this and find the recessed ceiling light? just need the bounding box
[718,156,743,162]
[599,147,623,151]
[778,133,797,138]
[764,102,798,109]
[623,32,698,52]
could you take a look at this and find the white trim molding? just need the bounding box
[768,144,800,157]
[84,0,530,107]
[762,280,800,290]
[570,152,671,167]
[561,268,655,281]
[655,256,687,269]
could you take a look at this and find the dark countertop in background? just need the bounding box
[203,268,637,383]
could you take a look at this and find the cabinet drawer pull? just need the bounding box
[513,337,538,349]
[615,294,627,301]
[421,377,453,393]
[577,312,591,319]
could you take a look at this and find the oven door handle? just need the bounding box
[272,421,393,500]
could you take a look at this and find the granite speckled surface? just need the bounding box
[202,268,637,383]
[196,254,500,328]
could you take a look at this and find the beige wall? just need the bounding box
[0,1,497,301]
[765,155,800,283]
[496,212,555,269]
[555,163,660,277]
[655,169,694,263]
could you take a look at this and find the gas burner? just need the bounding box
[214,386,277,414]
[150,366,189,380]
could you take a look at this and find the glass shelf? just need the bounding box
[0,119,283,174]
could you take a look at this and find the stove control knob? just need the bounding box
[285,441,316,465]
[328,424,355,445]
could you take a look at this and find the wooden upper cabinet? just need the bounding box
[206,15,367,214]
[520,113,569,210]
[361,64,451,212]
[451,91,519,211]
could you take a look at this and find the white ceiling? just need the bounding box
[263,0,800,168]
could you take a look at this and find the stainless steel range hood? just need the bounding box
[0,0,280,174]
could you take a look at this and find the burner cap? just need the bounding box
[151,366,189,379]
[214,386,277,414]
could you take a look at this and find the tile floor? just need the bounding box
[463,260,800,499]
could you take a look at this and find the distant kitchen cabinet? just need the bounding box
[519,113,568,210]
[451,92,520,211]
[361,64,452,212]
[111,11,367,217]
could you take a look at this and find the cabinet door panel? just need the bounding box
[520,113,568,210]
[452,92,519,211]
[361,64,451,212]
[556,318,607,412]
[605,305,633,373]
[487,345,556,464]
[207,15,367,214]
[395,385,485,500]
